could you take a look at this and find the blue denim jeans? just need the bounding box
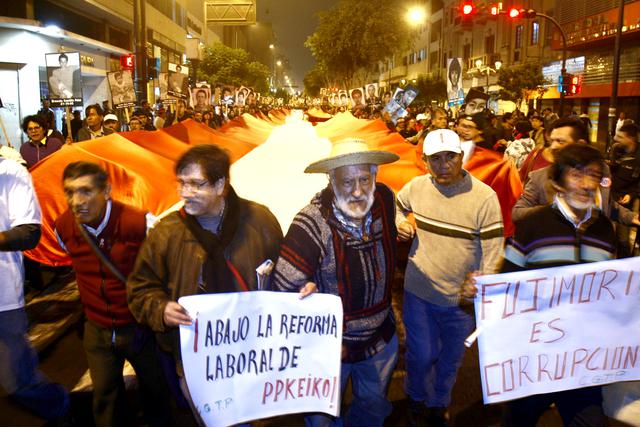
[403,291,475,407]
[304,334,398,427]
[0,308,69,420]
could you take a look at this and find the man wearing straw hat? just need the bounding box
[396,129,504,426]
[274,137,400,427]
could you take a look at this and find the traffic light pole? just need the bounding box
[607,0,625,153]
[535,12,567,116]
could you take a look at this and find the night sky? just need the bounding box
[259,0,339,88]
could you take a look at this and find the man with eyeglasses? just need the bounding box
[396,129,504,426]
[127,144,283,425]
[447,112,522,236]
[456,113,486,161]
[54,161,171,427]
[513,117,640,228]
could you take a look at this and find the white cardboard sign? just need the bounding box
[474,257,640,404]
[179,291,343,426]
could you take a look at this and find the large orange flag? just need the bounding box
[26,112,521,266]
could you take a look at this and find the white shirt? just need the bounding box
[460,140,476,165]
[0,158,42,311]
[554,194,593,228]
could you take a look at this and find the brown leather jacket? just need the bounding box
[126,191,282,370]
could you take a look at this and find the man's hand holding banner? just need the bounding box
[473,257,640,404]
[179,291,343,426]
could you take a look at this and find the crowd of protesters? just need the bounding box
[1,85,639,427]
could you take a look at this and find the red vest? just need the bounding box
[55,201,146,328]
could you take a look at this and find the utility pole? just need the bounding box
[607,0,625,153]
[133,0,147,103]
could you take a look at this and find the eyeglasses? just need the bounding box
[176,179,210,192]
[27,125,42,132]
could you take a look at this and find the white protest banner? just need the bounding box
[474,257,640,404]
[179,291,343,426]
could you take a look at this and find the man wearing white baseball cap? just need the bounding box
[396,129,504,426]
[103,113,120,132]
[274,137,400,427]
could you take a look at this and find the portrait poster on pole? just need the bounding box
[447,58,465,107]
[365,83,379,104]
[158,72,169,101]
[473,257,640,405]
[168,63,189,99]
[107,70,136,109]
[338,90,348,107]
[348,87,364,110]
[45,52,83,107]
[236,86,249,107]
[191,87,211,112]
[179,291,343,427]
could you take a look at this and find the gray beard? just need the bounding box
[332,185,375,220]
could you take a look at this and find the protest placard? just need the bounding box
[45,52,83,107]
[107,70,136,109]
[179,291,343,426]
[474,257,640,404]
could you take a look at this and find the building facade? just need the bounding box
[0,0,224,147]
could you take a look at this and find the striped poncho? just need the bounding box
[274,183,398,363]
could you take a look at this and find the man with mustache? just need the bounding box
[396,129,504,427]
[274,138,400,427]
[127,144,282,425]
[54,162,171,426]
[462,143,616,426]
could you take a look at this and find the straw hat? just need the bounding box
[305,137,399,173]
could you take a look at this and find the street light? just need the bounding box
[474,59,502,93]
[269,44,276,92]
[407,6,426,25]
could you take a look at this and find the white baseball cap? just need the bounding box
[423,129,462,156]
[104,114,119,122]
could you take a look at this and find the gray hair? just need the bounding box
[328,164,378,181]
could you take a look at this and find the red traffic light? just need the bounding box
[508,8,520,18]
[462,2,474,15]
[120,54,134,69]
[569,75,583,95]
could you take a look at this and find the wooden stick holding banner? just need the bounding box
[65,106,72,143]
[0,113,13,148]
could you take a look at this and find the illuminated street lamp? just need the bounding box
[269,44,276,92]
[407,6,426,25]
[474,59,502,93]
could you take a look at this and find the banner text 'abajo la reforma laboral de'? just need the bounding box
[179,291,343,426]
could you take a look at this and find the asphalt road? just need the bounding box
[0,261,577,427]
